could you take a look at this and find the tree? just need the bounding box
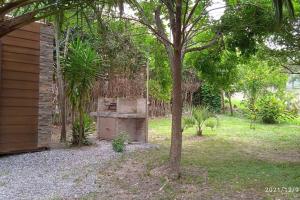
[189,47,239,115]
[54,11,68,142]
[119,0,223,176]
[238,55,288,111]
[269,17,300,74]
[64,39,100,146]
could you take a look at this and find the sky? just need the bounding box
[208,0,226,20]
[124,0,226,20]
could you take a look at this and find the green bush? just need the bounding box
[72,114,93,145]
[183,106,217,136]
[193,82,221,113]
[257,94,294,124]
[112,133,128,153]
[205,118,218,130]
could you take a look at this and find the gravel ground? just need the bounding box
[0,141,153,200]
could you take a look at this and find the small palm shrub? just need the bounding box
[64,39,100,146]
[112,133,128,153]
[183,106,216,136]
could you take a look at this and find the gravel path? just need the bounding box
[0,141,153,200]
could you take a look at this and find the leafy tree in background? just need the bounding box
[237,55,288,126]
[220,1,277,55]
[148,41,172,102]
[192,82,222,113]
[190,47,239,115]
[270,17,300,74]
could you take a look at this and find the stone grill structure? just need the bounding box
[92,97,148,143]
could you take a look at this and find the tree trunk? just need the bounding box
[54,14,67,143]
[196,128,202,136]
[228,93,233,116]
[168,0,184,178]
[169,49,183,178]
[221,90,225,114]
[78,109,84,147]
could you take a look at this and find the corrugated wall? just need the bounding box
[0,23,41,153]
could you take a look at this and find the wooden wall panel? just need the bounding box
[2,45,39,56]
[0,116,38,125]
[0,22,41,154]
[0,97,39,107]
[1,80,39,90]
[0,89,39,98]
[0,142,37,153]
[1,70,39,81]
[2,52,39,64]
[1,36,40,49]
[18,23,41,33]
[7,30,40,41]
[0,125,38,134]
[0,107,39,116]
[2,61,39,73]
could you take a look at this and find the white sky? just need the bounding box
[207,0,226,20]
[124,0,226,20]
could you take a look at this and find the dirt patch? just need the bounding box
[186,135,209,142]
[51,125,73,142]
[94,156,166,200]
[83,148,266,200]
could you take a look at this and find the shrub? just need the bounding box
[257,94,294,124]
[193,82,221,113]
[240,100,259,129]
[72,114,93,145]
[112,133,128,153]
[205,118,218,130]
[183,106,217,136]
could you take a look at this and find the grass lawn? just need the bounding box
[85,115,300,200]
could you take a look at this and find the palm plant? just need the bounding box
[64,39,100,146]
[183,106,216,136]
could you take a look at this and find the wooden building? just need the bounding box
[0,22,53,154]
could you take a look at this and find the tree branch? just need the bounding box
[113,15,173,47]
[282,64,300,74]
[184,32,222,53]
[0,0,93,38]
[160,0,175,14]
[0,0,40,18]
[183,0,200,29]
[155,5,172,45]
